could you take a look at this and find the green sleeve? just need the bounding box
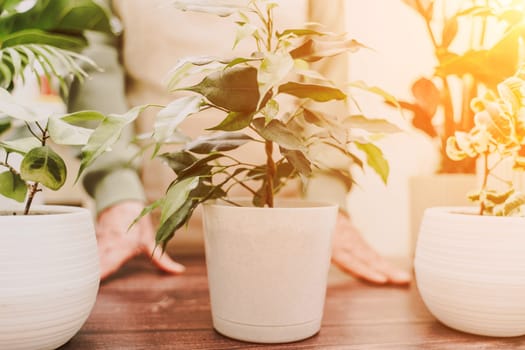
[68,30,145,213]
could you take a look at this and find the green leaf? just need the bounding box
[277,28,329,38]
[160,151,198,174]
[177,153,223,180]
[356,142,389,184]
[169,0,250,17]
[289,38,369,62]
[183,65,260,112]
[0,117,11,135]
[156,198,196,251]
[0,87,39,121]
[278,82,346,102]
[348,80,399,108]
[280,148,311,177]
[185,132,253,154]
[154,96,202,142]
[78,105,148,180]
[344,115,402,134]
[0,170,27,202]
[20,146,66,190]
[207,111,253,131]
[166,56,226,91]
[160,177,200,223]
[1,29,87,49]
[258,51,294,100]
[0,137,40,155]
[60,110,106,124]
[253,118,305,151]
[48,115,94,145]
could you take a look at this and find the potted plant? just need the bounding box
[0,1,138,349]
[414,65,525,337]
[133,0,399,344]
[399,0,525,253]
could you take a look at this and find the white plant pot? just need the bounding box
[0,205,100,350]
[415,207,525,337]
[202,199,338,343]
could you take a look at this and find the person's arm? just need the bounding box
[68,28,184,280]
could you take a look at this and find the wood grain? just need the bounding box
[59,255,525,349]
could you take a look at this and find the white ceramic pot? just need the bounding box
[202,199,338,343]
[0,205,100,350]
[415,207,525,337]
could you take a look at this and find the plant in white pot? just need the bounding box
[0,1,140,349]
[133,0,399,344]
[415,65,525,337]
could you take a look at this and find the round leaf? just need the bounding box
[20,146,67,190]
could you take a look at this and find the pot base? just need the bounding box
[213,316,321,343]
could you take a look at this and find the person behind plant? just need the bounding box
[69,0,411,284]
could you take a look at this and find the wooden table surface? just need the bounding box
[60,255,525,350]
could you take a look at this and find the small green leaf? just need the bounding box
[185,132,253,154]
[207,111,253,131]
[160,177,200,223]
[344,115,402,134]
[48,116,94,145]
[183,65,260,112]
[348,80,400,108]
[20,146,67,190]
[258,51,294,100]
[290,38,369,62]
[1,29,87,50]
[278,82,346,102]
[154,96,202,142]
[0,170,27,202]
[0,137,40,155]
[356,142,389,184]
[61,110,106,124]
[78,105,148,180]
[156,199,196,251]
[177,153,224,180]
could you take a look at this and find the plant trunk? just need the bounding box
[265,140,275,208]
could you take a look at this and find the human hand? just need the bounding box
[95,200,185,280]
[331,212,411,285]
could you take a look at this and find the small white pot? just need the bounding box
[0,205,100,350]
[415,207,525,337]
[202,199,338,343]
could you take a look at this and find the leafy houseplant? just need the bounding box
[0,1,137,349]
[137,0,399,344]
[400,0,525,174]
[414,66,525,337]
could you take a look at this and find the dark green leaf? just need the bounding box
[281,148,311,177]
[278,82,346,102]
[207,111,253,131]
[356,142,389,184]
[0,117,11,135]
[0,170,27,202]
[253,118,304,150]
[160,151,198,174]
[20,146,66,190]
[183,65,260,112]
[177,153,224,180]
[185,132,253,154]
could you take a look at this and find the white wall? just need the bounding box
[344,1,440,257]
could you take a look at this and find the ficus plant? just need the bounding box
[398,0,525,174]
[0,0,144,214]
[447,65,525,216]
[134,0,402,249]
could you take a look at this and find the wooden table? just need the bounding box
[61,255,525,349]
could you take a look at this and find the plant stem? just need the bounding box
[24,183,40,215]
[479,151,489,215]
[0,160,20,176]
[265,140,275,207]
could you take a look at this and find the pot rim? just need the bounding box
[204,198,338,211]
[0,205,90,219]
[424,206,525,221]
